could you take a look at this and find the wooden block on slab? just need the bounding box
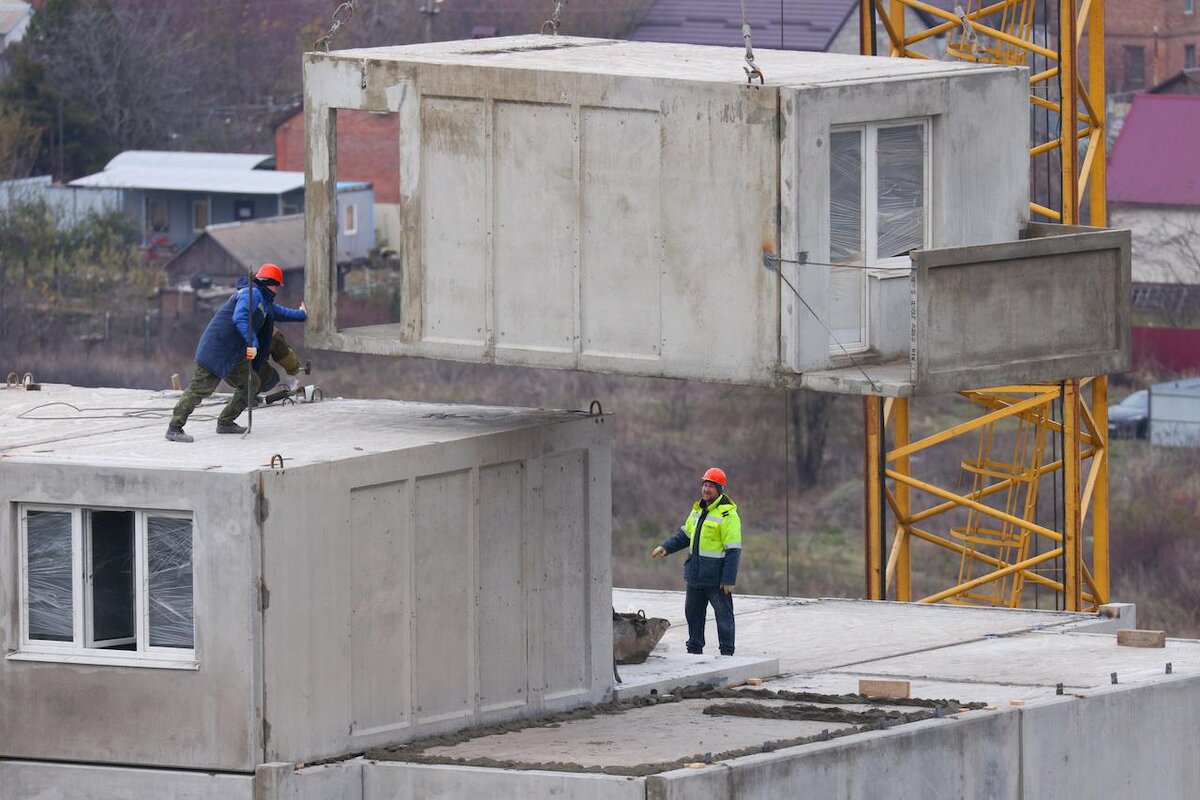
[858,679,910,699]
[1117,629,1166,648]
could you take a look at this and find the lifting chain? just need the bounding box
[316,0,357,52]
[541,0,568,35]
[739,0,765,84]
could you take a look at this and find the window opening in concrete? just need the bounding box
[827,118,930,355]
[146,197,169,233]
[332,108,402,330]
[17,505,195,665]
[192,198,210,233]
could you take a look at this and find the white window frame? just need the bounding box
[13,504,197,669]
[344,202,358,236]
[828,117,932,355]
[192,197,211,233]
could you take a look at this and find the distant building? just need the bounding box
[69,151,306,253]
[626,0,953,57]
[1091,0,1200,95]
[1108,93,1200,369]
[274,109,400,250]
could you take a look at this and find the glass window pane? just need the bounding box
[89,510,135,645]
[876,125,926,260]
[830,130,864,264]
[26,511,74,642]
[147,517,194,649]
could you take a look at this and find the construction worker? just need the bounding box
[166,263,306,442]
[651,467,742,655]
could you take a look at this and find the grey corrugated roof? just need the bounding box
[105,151,273,171]
[205,214,306,271]
[628,0,855,52]
[70,165,304,194]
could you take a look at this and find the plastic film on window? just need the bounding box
[829,130,864,265]
[876,125,925,260]
[26,510,73,642]
[147,517,194,649]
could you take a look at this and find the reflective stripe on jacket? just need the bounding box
[661,494,742,587]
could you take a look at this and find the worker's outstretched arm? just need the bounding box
[272,302,307,323]
[657,527,689,556]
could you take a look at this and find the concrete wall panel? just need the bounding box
[493,102,576,358]
[647,714,1019,800]
[349,480,412,736]
[260,414,612,765]
[912,227,1132,393]
[363,761,646,800]
[1020,674,1200,799]
[0,761,253,800]
[414,470,474,725]
[477,461,528,711]
[580,107,663,359]
[541,449,591,698]
[0,465,261,771]
[420,97,487,346]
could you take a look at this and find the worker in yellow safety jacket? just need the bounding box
[651,467,742,655]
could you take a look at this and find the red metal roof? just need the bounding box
[1108,94,1200,207]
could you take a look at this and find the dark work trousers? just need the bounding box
[684,585,735,655]
[170,360,261,429]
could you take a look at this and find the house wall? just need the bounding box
[0,465,262,772]
[278,107,403,250]
[257,414,613,764]
[1109,204,1200,285]
[335,187,376,260]
[1083,0,1200,92]
[126,190,303,248]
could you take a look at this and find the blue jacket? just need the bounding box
[661,493,742,588]
[195,278,306,379]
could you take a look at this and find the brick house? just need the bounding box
[275,109,401,251]
[1099,0,1200,94]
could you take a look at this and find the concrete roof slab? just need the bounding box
[1,384,594,473]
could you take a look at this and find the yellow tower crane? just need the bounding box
[857,0,1109,611]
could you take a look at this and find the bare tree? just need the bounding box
[0,110,41,180]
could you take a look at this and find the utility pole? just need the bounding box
[415,0,443,43]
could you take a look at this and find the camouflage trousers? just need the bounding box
[170,360,261,430]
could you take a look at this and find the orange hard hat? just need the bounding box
[702,467,727,486]
[256,263,284,285]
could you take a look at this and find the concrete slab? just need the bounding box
[617,594,1102,673]
[0,383,597,472]
[420,699,859,771]
[846,630,1200,689]
[613,652,780,701]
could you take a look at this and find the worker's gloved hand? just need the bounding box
[651,546,667,558]
[246,346,258,360]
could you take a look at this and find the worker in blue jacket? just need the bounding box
[166,263,306,442]
[652,467,742,655]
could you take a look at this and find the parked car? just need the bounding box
[1108,389,1149,439]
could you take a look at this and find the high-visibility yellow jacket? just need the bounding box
[661,494,742,587]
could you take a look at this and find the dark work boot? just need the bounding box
[165,426,193,443]
[216,420,247,434]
